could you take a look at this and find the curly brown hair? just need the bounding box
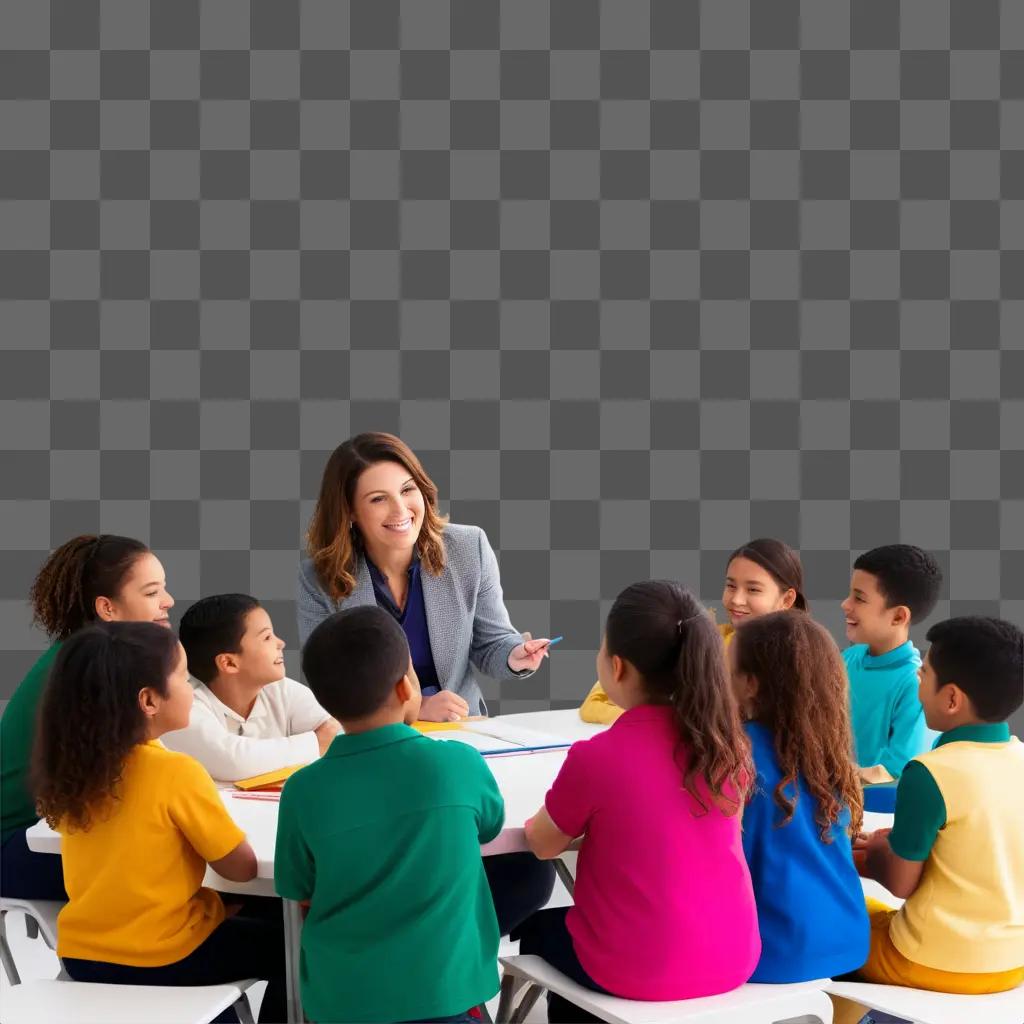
[605,580,753,817]
[29,535,150,641]
[305,433,449,602]
[732,611,863,840]
[32,622,180,832]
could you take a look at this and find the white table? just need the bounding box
[26,710,895,1024]
[26,709,593,1023]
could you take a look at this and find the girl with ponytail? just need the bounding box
[518,581,760,1021]
[0,534,173,899]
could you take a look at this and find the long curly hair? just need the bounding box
[305,433,449,602]
[32,622,180,832]
[732,611,863,840]
[29,534,150,641]
[605,581,753,816]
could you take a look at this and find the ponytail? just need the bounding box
[605,581,752,816]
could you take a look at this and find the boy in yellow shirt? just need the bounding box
[854,616,1024,998]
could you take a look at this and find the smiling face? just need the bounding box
[351,460,426,559]
[721,556,796,627]
[229,606,286,687]
[97,552,174,627]
[841,568,907,652]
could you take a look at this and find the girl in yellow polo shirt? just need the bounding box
[33,622,286,1024]
[580,538,808,723]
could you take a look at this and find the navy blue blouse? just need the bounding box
[366,555,442,696]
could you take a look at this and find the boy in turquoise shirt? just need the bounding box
[275,605,504,1024]
[840,544,943,783]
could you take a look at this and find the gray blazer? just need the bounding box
[296,523,529,716]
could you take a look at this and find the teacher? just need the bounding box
[297,432,551,721]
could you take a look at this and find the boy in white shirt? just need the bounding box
[163,594,340,783]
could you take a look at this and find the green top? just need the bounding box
[888,722,1011,862]
[274,723,504,1024]
[1,643,61,837]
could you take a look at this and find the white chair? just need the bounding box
[0,896,65,985]
[2,978,260,1024]
[496,955,833,1024]
[826,980,1024,1024]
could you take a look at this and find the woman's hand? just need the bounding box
[419,690,470,722]
[507,632,552,673]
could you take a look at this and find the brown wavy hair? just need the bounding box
[733,611,863,840]
[605,580,753,816]
[726,538,808,611]
[29,534,151,641]
[306,433,449,601]
[32,622,180,832]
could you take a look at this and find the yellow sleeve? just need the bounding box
[579,681,624,725]
[167,754,246,863]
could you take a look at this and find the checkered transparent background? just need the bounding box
[1,1,1022,734]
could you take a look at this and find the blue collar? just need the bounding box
[862,640,917,669]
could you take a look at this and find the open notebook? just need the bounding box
[412,718,572,757]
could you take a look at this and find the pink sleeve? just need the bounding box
[544,740,597,839]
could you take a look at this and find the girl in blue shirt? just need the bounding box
[731,611,870,983]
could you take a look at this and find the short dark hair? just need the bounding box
[178,594,261,684]
[301,605,410,720]
[853,544,943,624]
[925,617,1024,722]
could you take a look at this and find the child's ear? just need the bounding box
[214,652,239,676]
[396,674,413,704]
[137,687,159,718]
[890,604,911,628]
[943,683,967,715]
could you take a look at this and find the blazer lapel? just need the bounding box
[346,557,376,608]
[420,565,457,690]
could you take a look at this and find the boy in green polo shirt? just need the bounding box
[275,605,504,1024]
[853,616,1024,998]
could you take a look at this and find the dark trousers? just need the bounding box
[0,826,67,900]
[515,907,609,1024]
[482,852,556,937]
[64,913,287,1024]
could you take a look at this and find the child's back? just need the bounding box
[276,723,503,1024]
[733,612,870,984]
[555,704,759,1000]
[890,727,1024,973]
[743,722,869,981]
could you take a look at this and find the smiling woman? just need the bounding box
[297,432,552,722]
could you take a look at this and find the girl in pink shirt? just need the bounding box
[519,581,761,1022]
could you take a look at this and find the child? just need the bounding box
[521,581,760,1023]
[580,538,806,724]
[731,611,870,982]
[274,605,506,1024]
[32,622,286,1023]
[162,594,340,783]
[1,534,173,900]
[841,544,943,783]
[854,616,1024,997]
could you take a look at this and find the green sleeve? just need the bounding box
[274,781,315,900]
[887,760,946,862]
